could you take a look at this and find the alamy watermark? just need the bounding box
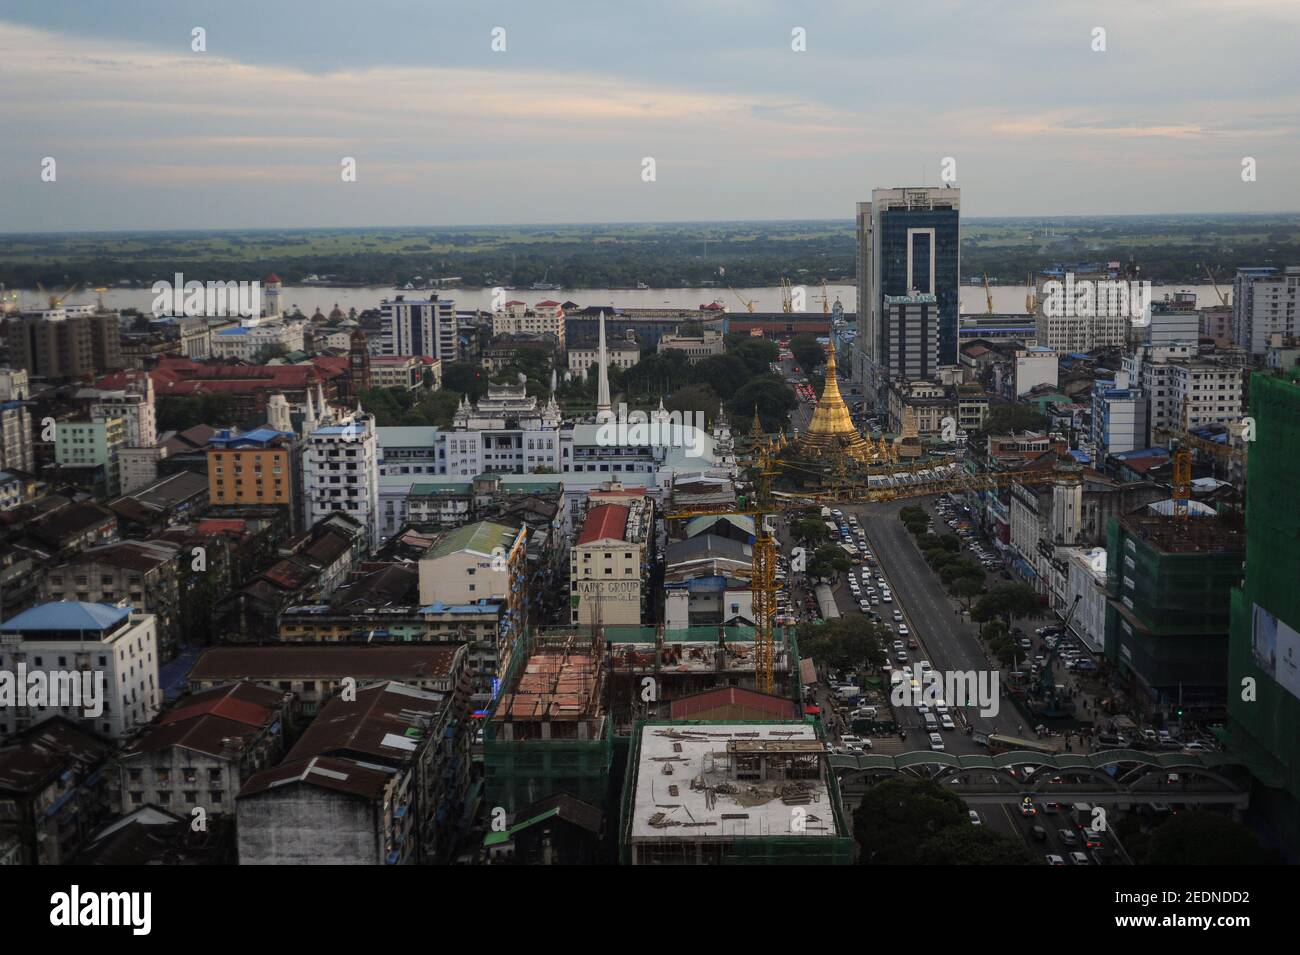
[890,662,1000,718]
[151,272,261,318]
[1042,272,1152,327]
[0,665,105,718]
[595,403,707,458]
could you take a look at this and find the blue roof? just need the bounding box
[216,327,251,336]
[211,426,293,448]
[0,601,131,632]
[419,602,498,615]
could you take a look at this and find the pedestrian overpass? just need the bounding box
[828,749,1251,810]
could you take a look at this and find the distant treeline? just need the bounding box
[3,216,1299,289]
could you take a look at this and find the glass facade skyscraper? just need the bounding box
[855,187,960,404]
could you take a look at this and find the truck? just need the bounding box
[820,506,832,518]
[1071,802,1093,828]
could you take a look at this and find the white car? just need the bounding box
[892,610,904,622]
[897,624,910,636]
[1045,854,1066,866]
[940,714,956,730]
[929,733,945,751]
[968,810,981,825]
[859,599,870,612]
[881,593,892,603]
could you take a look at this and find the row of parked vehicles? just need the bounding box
[935,497,1001,569]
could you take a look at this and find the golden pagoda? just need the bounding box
[797,339,876,462]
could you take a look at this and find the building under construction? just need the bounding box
[602,624,800,733]
[483,630,613,816]
[619,721,852,865]
[1104,510,1245,715]
[1226,371,1300,852]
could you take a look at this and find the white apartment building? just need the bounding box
[1233,266,1300,355]
[492,300,566,344]
[209,318,306,361]
[86,372,157,448]
[0,368,33,474]
[1123,343,1197,443]
[383,294,458,361]
[0,601,161,740]
[1168,360,1243,430]
[303,412,380,550]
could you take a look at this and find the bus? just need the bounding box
[984,734,1063,756]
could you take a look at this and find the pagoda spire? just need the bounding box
[796,337,874,462]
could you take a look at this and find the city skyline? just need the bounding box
[2,0,1300,230]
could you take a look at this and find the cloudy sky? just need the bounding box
[1,0,1297,231]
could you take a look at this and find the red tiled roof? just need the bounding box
[535,299,561,307]
[97,357,338,399]
[196,518,247,535]
[577,504,630,545]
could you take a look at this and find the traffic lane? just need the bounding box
[857,503,988,687]
[857,500,1021,741]
[859,502,985,674]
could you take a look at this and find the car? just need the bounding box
[934,701,949,715]
[1042,802,1062,814]
[1045,854,1067,866]
[940,714,955,730]
[859,599,871,612]
[897,624,910,636]
[892,639,905,649]
[871,596,881,605]
[1081,830,1104,849]
[1183,740,1214,752]
[894,651,908,663]
[907,637,918,649]
[1069,851,1092,865]
[1058,829,1079,847]
[892,610,904,622]
[916,703,931,717]
[1031,825,1048,842]
[917,660,933,673]
[968,810,981,825]
[881,593,892,603]
[929,733,945,751]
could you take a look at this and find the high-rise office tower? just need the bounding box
[855,187,960,403]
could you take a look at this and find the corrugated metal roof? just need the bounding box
[0,600,130,632]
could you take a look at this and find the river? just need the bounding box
[15,283,1229,317]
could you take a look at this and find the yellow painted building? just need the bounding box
[208,427,295,506]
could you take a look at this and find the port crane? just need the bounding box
[983,274,995,315]
[1200,263,1230,307]
[729,287,755,313]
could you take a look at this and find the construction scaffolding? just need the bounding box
[483,628,614,815]
[1225,372,1300,848]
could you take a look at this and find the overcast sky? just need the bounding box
[1,0,1297,231]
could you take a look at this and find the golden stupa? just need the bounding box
[797,339,877,462]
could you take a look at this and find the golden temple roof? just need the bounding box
[797,339,878,462]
